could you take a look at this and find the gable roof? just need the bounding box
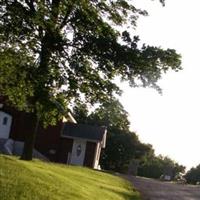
[62,122,107,145]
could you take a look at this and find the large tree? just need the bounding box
[0,0,181,160]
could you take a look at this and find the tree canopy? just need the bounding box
[185,165,200,184]
[0,0,181,159]
[73,99,152,172]
[138,154,185,179]
[0,0,181,120]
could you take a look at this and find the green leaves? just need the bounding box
[0,49,34,111]
[0,0,181,126]
[138,155,185,179]
[185,165,200,184]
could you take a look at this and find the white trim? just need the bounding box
[60,135,99,143]
[67,112,77,123]
[101,129,107,148]
[93,142,100,169]
[0,111,12,139]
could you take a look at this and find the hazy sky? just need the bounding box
[119,0,200,170]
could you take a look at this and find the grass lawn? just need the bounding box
[0,155,141,200]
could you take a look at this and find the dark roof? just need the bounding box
[62,122,106,141]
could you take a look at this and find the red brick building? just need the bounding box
[0,98,107,169]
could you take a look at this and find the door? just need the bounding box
[70,139,86,166]
[0,111,12,139]
[84,142,97,168]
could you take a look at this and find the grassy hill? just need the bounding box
[0,155,141,200]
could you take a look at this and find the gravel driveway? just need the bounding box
[121,175,200,200]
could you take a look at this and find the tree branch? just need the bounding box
[60,3,75,29]
[25,0,35,13]
[51,0,61,22]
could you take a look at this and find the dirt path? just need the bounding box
[122,175,200,200]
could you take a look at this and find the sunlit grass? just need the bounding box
[0,155,141,200]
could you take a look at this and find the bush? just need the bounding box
[185,165,200,184]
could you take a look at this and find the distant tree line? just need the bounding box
[72,98,185,176]
[138,154,185,179]
[185,165,200,184]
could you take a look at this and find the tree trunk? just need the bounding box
[20,32,50,161]
[20,116,40,160]
[20,1,60,161]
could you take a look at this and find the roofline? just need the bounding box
[60,134,99,143]
[60,125,107,148]
[67,112,77,123]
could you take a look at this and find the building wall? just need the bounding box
[0,111,12,139]
[0,101,64,161]
[0,103,63,154]
[57,138,98,168]
[0,99,102,169]
[84,141,97,168]
[35,122,64,161]
[0,104,35,141]
[56,137,74,163]
[70,139,86,166]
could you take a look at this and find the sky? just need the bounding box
[119,0,200,170]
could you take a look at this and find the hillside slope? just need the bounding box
[0,155,140,200]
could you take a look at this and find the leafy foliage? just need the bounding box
[185,165,200,184]
[100,128,151,172]
[138,154,185,179]
[0,0,181,123]
[0,0,181,160]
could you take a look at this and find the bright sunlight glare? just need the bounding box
[119,0,200,170]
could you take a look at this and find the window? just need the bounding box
[76,144,82,157]
[3,117,8,125]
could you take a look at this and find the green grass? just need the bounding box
[0,155,141,200]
